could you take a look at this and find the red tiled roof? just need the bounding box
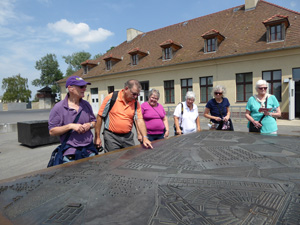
[62,0,300,82]
[80,60,98,66]
[263,14,290,27]
[128,48,148,56]
[102,54,121,61]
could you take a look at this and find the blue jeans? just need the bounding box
[147,134,164,141]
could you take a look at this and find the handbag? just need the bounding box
[47,111,82,168]
[249,97,268,133]
[215,101,234,131]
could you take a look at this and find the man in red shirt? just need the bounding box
[94,79,152,151]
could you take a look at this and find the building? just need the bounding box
[58,0,300,119]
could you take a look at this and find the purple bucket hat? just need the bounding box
[65,76,91,88]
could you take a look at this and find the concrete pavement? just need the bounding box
[0,109,299,181]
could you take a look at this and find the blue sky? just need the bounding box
[0,0,299,99]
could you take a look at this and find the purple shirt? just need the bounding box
[48,95,96,149]
[141,102,166,135]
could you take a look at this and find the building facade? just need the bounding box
[58,0,300,119]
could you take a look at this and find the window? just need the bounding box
[270,24,282,42]
[263,15,289,43]
[105,60,112,70]
[236,73,253,102]
[200,76,213,103]
[131,54,138,65]
[164,80,174,103]
[206,38,216,52]
[163,47,172,60]
[83,66,88,74]
[108,86,114,94]
[181,78,193,101]
[262,70,282,101]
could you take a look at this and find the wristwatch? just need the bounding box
[90,122,94,129]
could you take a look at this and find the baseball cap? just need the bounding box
[66,76,91,88]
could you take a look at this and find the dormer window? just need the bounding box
[164,47,172,60]
[201,29,225,53]
[128,48,148,66]
[159,39,182,61]
[80,60,98,75]
[263,15,290,43]
[105,60,112,70]
[207,38,216,52]
[103,54,121,71]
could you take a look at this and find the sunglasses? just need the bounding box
[214,92,223,95]
[258,87,267,90]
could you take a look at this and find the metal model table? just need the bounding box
[1,131,300,224]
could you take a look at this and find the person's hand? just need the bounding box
[164,130,169,138]
[72,123,86,134]
[223,115,229,122]
[176,129,182,135]
[253,120,262,128]
[94,136,102,149]
[137,134,143,143]
[142,137,153,149]
[215,117,222,122]
[197,127,201,132]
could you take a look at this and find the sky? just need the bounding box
[0,0,299,100]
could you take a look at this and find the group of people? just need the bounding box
[48,76,281,164]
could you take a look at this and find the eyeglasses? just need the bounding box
[258,87,268,90]
[150,96,159,101]
[130,89,140,97]
[214,92,223,95]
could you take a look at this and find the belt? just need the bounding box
[104,129,131,136]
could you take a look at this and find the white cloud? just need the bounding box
[48,19,114,46]
[0,0,17,25]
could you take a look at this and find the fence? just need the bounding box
[164,105,247,121]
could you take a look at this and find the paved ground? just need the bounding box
[0,109,299,181]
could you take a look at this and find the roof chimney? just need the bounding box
[245,0,259,11]
[127,28,143,42]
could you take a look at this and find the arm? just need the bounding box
[94,115,103,149]
[203,107,222,122]
[245,109,262,128]
[135,119,143,142]
[224,107,231,122]
[49,122,94,136]
[136,118,153,149]
[265,106,281,118]
[196,116,201,132]
[173,116,182,135]
[163,115,169,138]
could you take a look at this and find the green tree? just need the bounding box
[32,53,63,94]
[93,53,103,59]
[2,74,31,102]
[63,51,91,77]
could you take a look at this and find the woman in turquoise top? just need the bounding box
[245,80,281,134]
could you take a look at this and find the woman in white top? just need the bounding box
[173,91,201,135]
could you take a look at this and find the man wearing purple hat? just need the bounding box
[48,76,98,164]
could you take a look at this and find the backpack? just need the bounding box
[104,91,137,123]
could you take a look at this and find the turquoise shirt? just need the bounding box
[246,95,280,133]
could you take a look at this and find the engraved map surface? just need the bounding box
[1,131,300,224]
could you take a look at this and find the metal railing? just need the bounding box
[164,105,247,121]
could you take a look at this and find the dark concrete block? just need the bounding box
[17,120,59,147]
